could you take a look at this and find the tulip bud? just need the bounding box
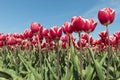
[49,26,62,41]
[62,22,73,34]
[98,8,115,26]
[30,22,43,33]
[83,19,97,33]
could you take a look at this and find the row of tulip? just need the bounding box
[0,7,120,80]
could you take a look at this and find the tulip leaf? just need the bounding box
[88,48,105,80]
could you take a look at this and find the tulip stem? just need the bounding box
[37,36,42,67]
[87,33,91,65]
[106,25,111,80]
[79,32,83,80]
[56,41,60,80]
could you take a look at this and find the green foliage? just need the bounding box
[0,45,120,80]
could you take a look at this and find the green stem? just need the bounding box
[56,41,60,80]
[106,25,111,80]
[37,36,42,67]
[87,33,91,64]
[79,32,83,80]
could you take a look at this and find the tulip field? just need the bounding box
[0,7,120,80]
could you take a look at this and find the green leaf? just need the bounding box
[61,66,73,80]
[45,58,58,80]
[0,67,23,80]
[88,48,105,80]
[18,54,43,80]
[85,64,94,80]
[100,52,108,65]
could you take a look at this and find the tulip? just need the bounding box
[30,22,43,33]
[16,38,23,45]
[77,39,87,47]
[105,36,116,45]
[6,36,17,45]
[83,19,97,33]
[60,35,69,42]
[99,31,108,39]
[113,32,120,40]
[62,22,73,34]
[98,8,115,26]
[23,29,33,39]
[71,16,86,80]
[81,33,93,45]
[49,26,62,41]
[98,8,115,80]
[49,26,62,79]
[31,38,37,45]
[71,16,85,33]
[42,28,49,38]
[0,34,6,41]
[61,42,67,49]
[13,33,20,38]
[0,41,3,47]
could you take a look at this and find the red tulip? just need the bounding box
[42,28,49,37]
[41,42,47,49]
[98,8,115,26]
[37,33,43,41]
[19,33,25,39]
[81,33,89,41]
[23,29,33,38]
[21,40,31,50]
[30,22,43,33]
[0,34,6,41]
[6,36,17,45]
[0,41,3,47]
[16,38,22,45]
[113,32,120,40]
[83,19,97,33]
[13,33,20,38]
[62,42,67,49]
[77,39,87,47]
[99,31,108,39]
[81,33,93,44]
[49,26,62,41]
[31,38,38,45]
[62,22,73,34]
[105,36,116,45]
[60,35,69,42]
[94,38,103,45]
[71,16,85,33]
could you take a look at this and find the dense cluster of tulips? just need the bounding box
[0,7,120,80]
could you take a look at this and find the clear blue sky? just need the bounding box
[0,0,120,39]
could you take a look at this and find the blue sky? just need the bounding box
[0,0,120,39]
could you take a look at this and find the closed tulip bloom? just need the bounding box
[30,22,43,33]
[98,8,115,26]
[105,36,116,45]
[62,22,73,34]
[60,35,69,42]
[113,32,120,39]
[23,29,33,38]
[42,28,49,37]
[0,41,3,47]
[99,31,108,38]
[94,39,103,45]
[6,36,17,45]
[49,26,62,40]
[71,16,85,33]
[0,34,6,41]
[77,39,87,47]
[83,19,97,33]
[62,42,67,49]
